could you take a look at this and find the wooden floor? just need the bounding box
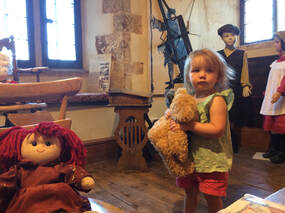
[85,147,285,213]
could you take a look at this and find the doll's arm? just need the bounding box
[241,53,252,97]
[271,76,285,103]
[80,176,95,191]
[62,164,95,192]
[242,86,251,97]
[277,76,285,94]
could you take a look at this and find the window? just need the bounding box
[240,0,285,44]
[0,0,82,69]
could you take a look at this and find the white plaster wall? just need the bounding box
[49,106,117,141]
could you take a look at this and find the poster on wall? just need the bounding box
[88,54,111,92]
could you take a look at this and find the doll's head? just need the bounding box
[274,31,285,53]
[217,24,240,48]
[184,48,234,95]
[0,52,10,82]
[0,122,87,171]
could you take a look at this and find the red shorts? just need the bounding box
[176,172,229,197]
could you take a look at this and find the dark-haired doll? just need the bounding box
[217,24,252,153]
[260,31,285,164]
[0,122,95,213]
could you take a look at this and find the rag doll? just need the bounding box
[0,122,95,213]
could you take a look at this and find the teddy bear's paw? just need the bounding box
[161,156,193,177]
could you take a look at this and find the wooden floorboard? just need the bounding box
[85,146,285,213]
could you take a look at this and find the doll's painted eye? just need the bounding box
[45,141,51,146]
[32,141,37,146]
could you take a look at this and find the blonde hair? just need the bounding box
[184,48,234,95]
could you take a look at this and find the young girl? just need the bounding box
[169,48,234,213]
[260,31,285,164]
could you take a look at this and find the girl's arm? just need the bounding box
[172,96,227,138]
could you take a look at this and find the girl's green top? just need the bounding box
[190,89,234,173]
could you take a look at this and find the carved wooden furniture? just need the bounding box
[0,35,49,82]
[109,89,151,170]
[0,77,82,126]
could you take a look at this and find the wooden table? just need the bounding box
[265,188,285,205]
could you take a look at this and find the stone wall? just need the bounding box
[95,0,146,92]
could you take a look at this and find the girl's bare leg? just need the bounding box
[184,185,199,213]
[203,193,223,213]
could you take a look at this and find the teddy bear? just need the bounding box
[148,88,199,177]
[0,122,95,213]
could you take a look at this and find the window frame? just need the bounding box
[16,0,36,68]
[39,0,82,69]
[240,0,277,45]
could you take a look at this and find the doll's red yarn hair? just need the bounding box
[0,122,87,171]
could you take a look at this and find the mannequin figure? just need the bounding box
[217,24,252,153]
[260,31,285,164]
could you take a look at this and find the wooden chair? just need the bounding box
[0,35,49,82]
[0,77,82,127]
[0,119,72,134]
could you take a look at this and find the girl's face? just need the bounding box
[222,32,236,47]
[21,133,62,164]
[274,36,282,53]
[188,55,219,97]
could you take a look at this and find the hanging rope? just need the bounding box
[150,0,154,92]
[186,0,196,31]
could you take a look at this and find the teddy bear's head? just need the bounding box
[169,88,198,123]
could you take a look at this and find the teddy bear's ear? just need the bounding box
[174,88,187,96]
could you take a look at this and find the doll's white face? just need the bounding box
[21,133,62,164]
[221,32,236,47]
